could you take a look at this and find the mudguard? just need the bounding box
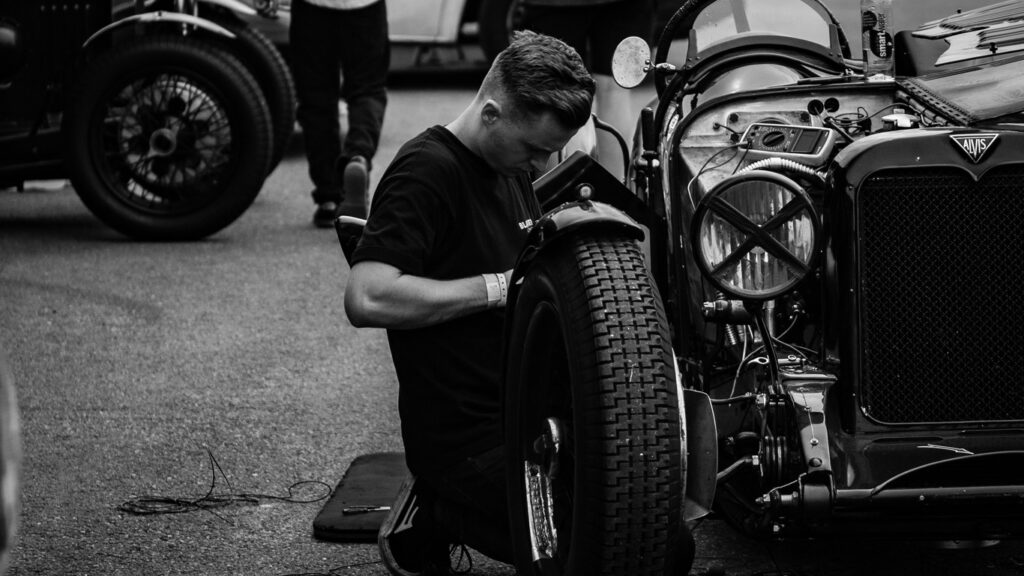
[82,12,236,51]
[197,0,259,16]
[510,199,645,296]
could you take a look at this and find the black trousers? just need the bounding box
[289,0,389,203]
[420,444,515,565]
[518,0,656,75]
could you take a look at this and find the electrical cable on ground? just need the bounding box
[118,447,331,521]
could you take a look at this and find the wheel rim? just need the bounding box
[517,302,575,570]
[524,416,566,562]
[101,73,234,215]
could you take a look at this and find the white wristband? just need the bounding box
[495,272,508,307]
[483,273,501,308]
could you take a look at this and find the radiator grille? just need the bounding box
[858,165,1024,423]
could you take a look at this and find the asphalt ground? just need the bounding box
[2,42,1024,576]
[0,58,500,576]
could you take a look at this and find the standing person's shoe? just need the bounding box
[379,475,452,576]
[313,201,340,228]
[338,155,369,219]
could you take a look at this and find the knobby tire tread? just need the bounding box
[506,232,686,576]
[569,235,681,573]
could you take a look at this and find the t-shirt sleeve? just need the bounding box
[350,142,456,276]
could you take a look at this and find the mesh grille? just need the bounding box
[858,165,1024,423]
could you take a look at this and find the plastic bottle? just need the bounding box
[861,0,895,79]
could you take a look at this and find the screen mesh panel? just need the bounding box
[858,165,1024,423]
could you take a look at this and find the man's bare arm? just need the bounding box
[344,260,509,329]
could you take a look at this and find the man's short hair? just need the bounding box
[486,30,596,130]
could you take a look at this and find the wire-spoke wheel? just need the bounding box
[66,35,272,240]
[115,74,233,202]
[504,232,693,576]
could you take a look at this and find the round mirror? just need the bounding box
[611,36,650,89]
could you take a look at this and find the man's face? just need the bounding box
[481,105,579,177]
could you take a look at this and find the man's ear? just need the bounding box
[481,99,502,125]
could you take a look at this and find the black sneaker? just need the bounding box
[313,201,339,228]
[378,475,451,576]
[338,156,369,219]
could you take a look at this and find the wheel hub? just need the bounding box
[112,75,232,202]
[148,127,178,157]
[524,417,567,563]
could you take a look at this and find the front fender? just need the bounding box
[527,199,644,246]
[82,12,236,51]
[509,200,644,307]
[197,0,258,16]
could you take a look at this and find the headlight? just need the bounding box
[692,170,819,300]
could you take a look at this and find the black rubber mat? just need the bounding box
[312,452,408,542]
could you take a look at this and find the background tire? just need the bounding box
[504,233,692,576]
[65,35,273,240]
[205,14,297,174]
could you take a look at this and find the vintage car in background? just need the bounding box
[496,0,1024,574]
[0,0,295,240]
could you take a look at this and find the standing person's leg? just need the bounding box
[337,0,389,216]
[290,0,345,223]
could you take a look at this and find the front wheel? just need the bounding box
[504,232,693,576]
[66,35,273,240]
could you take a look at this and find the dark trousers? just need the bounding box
[518,0,655,75]
[420,445,514,565]
[289,0,389,203]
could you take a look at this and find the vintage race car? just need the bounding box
[499,0,1024,574]
[0,0,295,240]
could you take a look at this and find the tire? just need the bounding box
[0,353,20,575]
[206,15,297,174]
[65,35,273,240]
[504,233,693,576]
[478,0,520,62]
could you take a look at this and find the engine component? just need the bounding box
[740,123,837,166]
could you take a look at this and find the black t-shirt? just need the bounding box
[351,126,540,475]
